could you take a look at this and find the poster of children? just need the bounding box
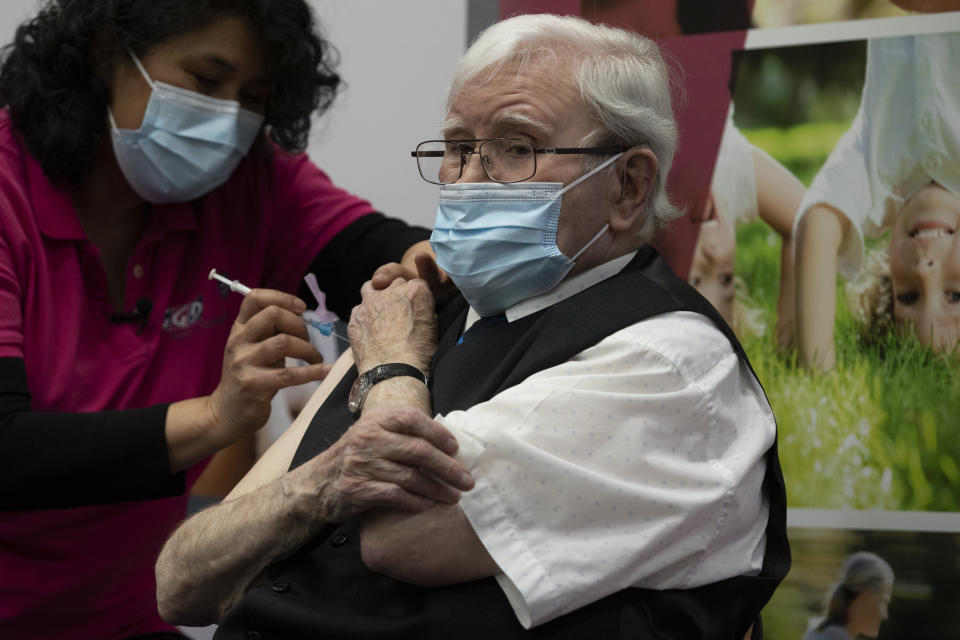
[568,0,960,511]
[498,0,960,636]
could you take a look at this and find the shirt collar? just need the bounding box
[464,250,638,331]
[18,130,199,241]
[23,139,87,241]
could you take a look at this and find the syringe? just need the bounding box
[208,268,349,343]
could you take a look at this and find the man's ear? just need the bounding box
[609,148,658,232]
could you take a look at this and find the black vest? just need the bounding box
[216,247,790,640]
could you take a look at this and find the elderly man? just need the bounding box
[156,14,788,639]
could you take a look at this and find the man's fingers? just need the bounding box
[351,412,474,492]
[343,457,462,505]
[376,408,459,454]
[386,434,473,492]
[414,253,449,291]
[370,263,415,289]
[349,480,437,513]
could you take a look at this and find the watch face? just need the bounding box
[348,375,368,416]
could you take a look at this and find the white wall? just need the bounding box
[0,0,44,44]
[0,0,468,229]
[308,0,468,228]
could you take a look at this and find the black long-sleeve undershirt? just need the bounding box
[0,213,430,510]
[301,213,432,319]
[0,358,182,510]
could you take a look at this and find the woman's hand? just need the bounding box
[208,289,332,447]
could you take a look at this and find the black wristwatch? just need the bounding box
[348,363,429,419]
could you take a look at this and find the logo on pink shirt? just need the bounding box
[162,297,204,332]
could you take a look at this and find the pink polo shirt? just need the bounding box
[0,111,374,638]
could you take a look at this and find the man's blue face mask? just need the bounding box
[109,51,265,204]
[430,153,622,316]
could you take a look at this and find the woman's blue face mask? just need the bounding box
[109,51,265,204]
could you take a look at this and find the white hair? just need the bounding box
[449,13,681,240]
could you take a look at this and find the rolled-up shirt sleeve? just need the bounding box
[435,311,775,629]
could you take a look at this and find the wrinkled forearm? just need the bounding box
[155,461,328,625]
[360,504,499,586]
[355,345,495,586]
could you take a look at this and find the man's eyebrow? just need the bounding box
[489,111,550,136]
[441,116,467,138]
[441,113,551,139]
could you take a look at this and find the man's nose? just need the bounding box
[459,152,489,183]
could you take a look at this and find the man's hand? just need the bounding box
[299,406,475,523]
[371,251,452,293]
[348,277,437,374]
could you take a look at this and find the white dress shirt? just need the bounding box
[435,253,776,629]
[794,32,960,280]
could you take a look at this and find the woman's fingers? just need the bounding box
[235,288,307,325]
[257,332,324,366]
[239,300,312,344]
[211,287,330,441]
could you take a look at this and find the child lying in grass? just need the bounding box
[690,109,804,345]
[794,33,960,370]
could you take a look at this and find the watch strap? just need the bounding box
[349,363,428,418]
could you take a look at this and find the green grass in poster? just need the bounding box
[736,125,960,512]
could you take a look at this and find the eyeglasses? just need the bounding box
[411,138,628,185]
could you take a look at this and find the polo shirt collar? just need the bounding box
[24,143,199,241]
[25,147,86,241]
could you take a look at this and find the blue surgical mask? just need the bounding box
[430,153,621,316]
[109,52,265,204]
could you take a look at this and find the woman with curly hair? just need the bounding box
[0,1,433,637]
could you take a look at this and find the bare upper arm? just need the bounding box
[753,147,805,238]
[226,349,355,500]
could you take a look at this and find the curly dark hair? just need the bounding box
[0,0,340,186]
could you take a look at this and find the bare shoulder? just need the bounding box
[226,349,356,500]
